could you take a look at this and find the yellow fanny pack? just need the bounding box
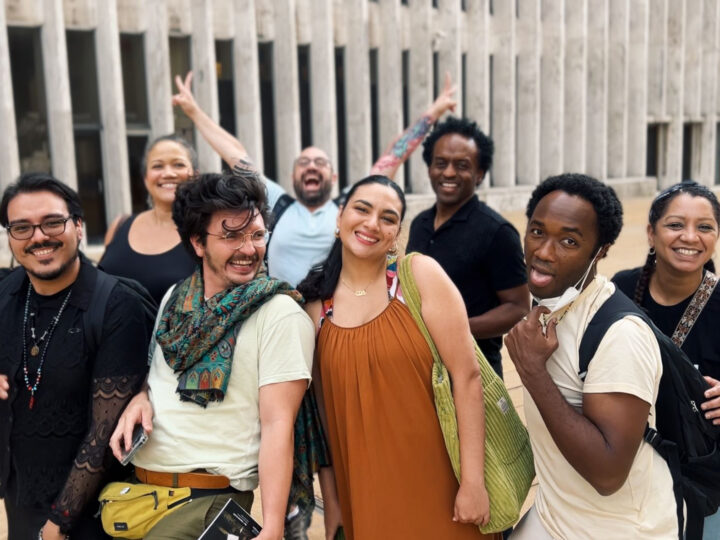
[97,482,192,538]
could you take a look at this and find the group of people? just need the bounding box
[0,69,718,540]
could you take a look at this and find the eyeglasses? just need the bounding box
[206,228,270,250]
[295,156,331,168]
[6,217,73,240]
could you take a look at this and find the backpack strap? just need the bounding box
[271,194,296,229]
[83,270,118,356]
[578,289,646,381]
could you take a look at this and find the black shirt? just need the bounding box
[99,214,196,305]
[0,255,151,533]
[406,195,527,368]
[613,267,720,379]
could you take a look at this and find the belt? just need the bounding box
[134,466,230,490]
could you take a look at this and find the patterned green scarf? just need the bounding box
[156,267,303,406]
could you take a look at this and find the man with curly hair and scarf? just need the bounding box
[109,172,314,540]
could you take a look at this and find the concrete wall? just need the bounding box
[1,0,719,248]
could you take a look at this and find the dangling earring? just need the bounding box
[388,242,398,255]
[334,227,340,238]
[649,247,656,256]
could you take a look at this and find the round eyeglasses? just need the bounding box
[6,217,73,240]
[206,228,270,250]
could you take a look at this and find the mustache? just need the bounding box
[25,240,62,254]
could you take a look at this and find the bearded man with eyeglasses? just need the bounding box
[0,173,152,539]
[109,172,314,540]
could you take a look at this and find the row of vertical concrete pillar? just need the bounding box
[0,0,719,237]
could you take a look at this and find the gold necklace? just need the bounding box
[340,276,375,297]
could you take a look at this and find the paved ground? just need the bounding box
[0,196,658,539]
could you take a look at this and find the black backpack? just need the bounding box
[578,289,720,540]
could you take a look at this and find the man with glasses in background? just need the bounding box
[0,173,151,539]
[171,71,458,287]
[109,172,314,539]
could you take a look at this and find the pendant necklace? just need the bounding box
[340,276,375,297]
[28,313,50,356]
[21,283,73,410]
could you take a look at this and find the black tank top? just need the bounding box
[98,215,196,304]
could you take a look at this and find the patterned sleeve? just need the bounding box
[48,284,151,532]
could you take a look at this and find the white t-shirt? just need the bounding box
[523,275,677,539]
[263,178,338,286]
[133,292,314,491]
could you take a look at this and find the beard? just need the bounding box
[293,173,333,207]
[24,242,80,281]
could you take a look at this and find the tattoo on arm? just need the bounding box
[232,157,260,181]
[372,115,433,172]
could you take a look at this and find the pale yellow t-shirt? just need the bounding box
[523,275,677,539]
[133,292,314,491]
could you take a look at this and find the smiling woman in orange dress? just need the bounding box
[297,175,501,540]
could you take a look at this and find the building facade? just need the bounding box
[1,0,719,248]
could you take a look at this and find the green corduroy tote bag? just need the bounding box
[398,253,535,533]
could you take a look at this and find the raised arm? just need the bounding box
[370,72,457,180]
[411,254,490,526]
[172,71,252,170]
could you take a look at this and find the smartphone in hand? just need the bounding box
[120,424,148,466]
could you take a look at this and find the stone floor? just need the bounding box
[0,195,661,539]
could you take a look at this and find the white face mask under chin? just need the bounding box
[532,250,602,314]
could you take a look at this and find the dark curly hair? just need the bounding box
[172,172,269,264]
[298,175,406,302]
[0,172,84,226]
[421,116,494,175]
[633,180,719,305]
[525,173,624,250]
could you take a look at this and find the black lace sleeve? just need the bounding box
[48,280,152,532]
[48,375,144,532]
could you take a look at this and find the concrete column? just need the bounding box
[663,0,685,188]
[232,0,263,170]
[646,0,666,118]
[345,0,371,184]
[408,0,433,193]
[378,0,403,188]
[190,0,220,172]
[563,0,587,173]
[310,0,337,169]
[684,0,703,119]
[95,0,132,221]
[540,0,564,180]
[41,0,77,188]
[465,0,489,130]
[489,0,515,187]
[606,0,628,179]
[516,0,540,186]
[437,0,461,108]
[145,0,174,138]
[699,0,718,185]
[585,0,607,180]
[272,0,301,190]
[626,0,649,177]
[0,0,21,189]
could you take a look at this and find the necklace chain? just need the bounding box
[340,276,374,297]
[22,284,73,410]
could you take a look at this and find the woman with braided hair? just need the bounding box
[612,180,720,539]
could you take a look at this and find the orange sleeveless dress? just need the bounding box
[318,297,500,540]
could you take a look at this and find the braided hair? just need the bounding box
[634,180,720,304]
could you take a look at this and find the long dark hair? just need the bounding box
[297,175,406,302]
[634,180,720,305]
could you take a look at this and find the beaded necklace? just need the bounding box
[21,283,72,410]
